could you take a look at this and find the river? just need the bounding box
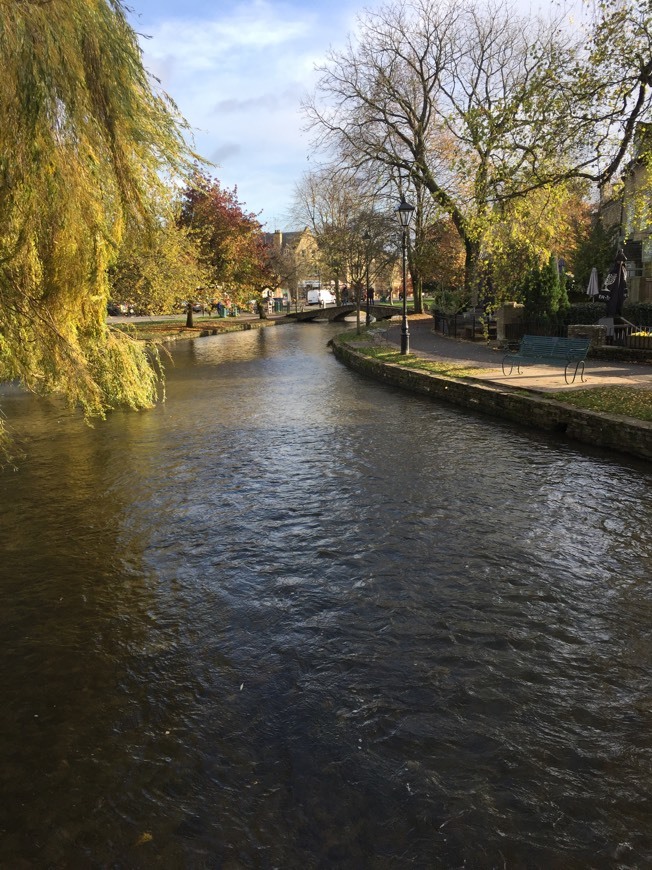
[1,323,651,868]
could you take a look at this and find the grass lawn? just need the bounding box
[549,387,652,422]
[348,341,485,378]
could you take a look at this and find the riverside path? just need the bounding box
[385,315,652,393]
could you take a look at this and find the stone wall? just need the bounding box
[494,302,524,341]
[567,324,607,347]
[331,338,652,462]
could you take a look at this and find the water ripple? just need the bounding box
[1,325,651,867]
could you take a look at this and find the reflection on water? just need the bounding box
[1,323,652,868]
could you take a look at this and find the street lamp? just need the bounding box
[363,232,371,326]
[396,196,415,354]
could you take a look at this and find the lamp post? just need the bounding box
[396,196,415,354]
[363,232,371,326]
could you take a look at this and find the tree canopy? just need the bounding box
[178,170,273,307]
[305,0,652,300]
[108,209,209,315]
[0,0,195,452]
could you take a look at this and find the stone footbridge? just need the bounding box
[284,304,408,323]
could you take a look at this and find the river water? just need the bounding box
[1,323,651,869]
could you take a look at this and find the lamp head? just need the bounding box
[396,197,415,228]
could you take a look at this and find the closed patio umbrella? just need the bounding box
[598,249,628,317]
[586,266,599,298]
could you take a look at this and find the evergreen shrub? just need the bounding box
[623,302,652,326]
[514,256,568,325]
[562,302,607,325]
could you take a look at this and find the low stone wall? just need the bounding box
[331,337,652,462]
[567,324,607,347]
[589,343,652,364]
[567,324,652,362]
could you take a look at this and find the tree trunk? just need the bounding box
[409,251,424,314]
[186,305,194,328]
[355,281,363,333]
[413,272,424,314]
[464,239,481,307]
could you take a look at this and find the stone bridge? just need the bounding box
[284,303,408,323]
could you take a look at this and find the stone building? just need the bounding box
[262,227,320,301]
[602,124,652,303]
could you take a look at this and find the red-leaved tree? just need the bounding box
[178,170,274,320]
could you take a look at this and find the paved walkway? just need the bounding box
[385,316,652,393]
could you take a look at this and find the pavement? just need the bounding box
[384,316,652,393]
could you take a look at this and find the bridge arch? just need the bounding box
[285,304,404,323]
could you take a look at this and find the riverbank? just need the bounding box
[331,326,652,462]
[109,315,279,342]
[115,314,652,461]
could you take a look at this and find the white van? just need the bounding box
[306,288,336,306]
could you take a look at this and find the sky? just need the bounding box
[124,0,366,230]
[125,0,586,231]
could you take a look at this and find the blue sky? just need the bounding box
[125,0,366,230]
[125,0,585,231]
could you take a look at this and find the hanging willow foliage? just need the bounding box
[0,0,197,452]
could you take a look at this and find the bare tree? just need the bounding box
[292,168,352,300]
[292,168,399,327]
[305,0,652,301]
[577,0,652,188]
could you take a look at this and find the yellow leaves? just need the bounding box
[483,181,591,299]
[0,0,199,451]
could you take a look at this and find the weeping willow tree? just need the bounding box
[0,0,196,452]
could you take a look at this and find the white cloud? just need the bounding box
[213,89,302,115]
[146,3,312,75]
[131,0,335,226]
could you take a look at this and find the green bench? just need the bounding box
[501,335,591,384]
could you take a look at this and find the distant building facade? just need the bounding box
[262,227,320,302]
[602,124,652,303]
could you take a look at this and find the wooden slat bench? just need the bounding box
[501,335,591,384]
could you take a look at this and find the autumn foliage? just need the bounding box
[178,171,273,306]
[0,0,195,452]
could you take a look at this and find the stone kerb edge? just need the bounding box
[331,336,652,462]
